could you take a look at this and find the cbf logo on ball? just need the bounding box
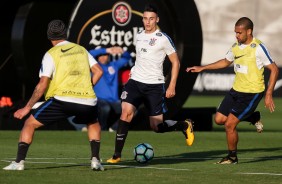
[112,2,132,26]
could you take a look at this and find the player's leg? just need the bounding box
[3,115,43,170]
[73,103,104,170]
[3,100,60,170]
[216,90,263,164]
[149,115,194,146]
[87,122,101,159]
[243,111,263,133]
[216,113,240,164]
[215,90,239,164]
[145,84,194,146]
[238,91,264,132]
[107,79,141,163]
[107,102,136,163]
[88,122,104,171]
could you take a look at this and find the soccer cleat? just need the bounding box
[249,111,263,133]
[91,157,104,171]
[254,120,263,133]
[3,160,25,170]
[183,119,194,146]
[216,156,238,164]
[106,157,121,164]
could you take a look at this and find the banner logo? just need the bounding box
[112,2,132,26]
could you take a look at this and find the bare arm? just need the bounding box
[264,62,279,113]
[14,76,50,119]
[186,58,232,73]
[91,63,103,86]
[166,52,180,98]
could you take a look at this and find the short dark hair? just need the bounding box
[235,17,254,31]
[47,19,67,40]
[144,4,158,15]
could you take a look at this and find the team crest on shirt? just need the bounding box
[156,32,162,36]
[149,38,157,46]
[250,43,256,48]
[121,91,128,100]
[108,66,115,75]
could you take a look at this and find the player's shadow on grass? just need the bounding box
[110,147,282,167]
[25,163,89,170]
[152,147,282,165]
[20,147,282,170]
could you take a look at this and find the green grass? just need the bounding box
[0,96,282,184]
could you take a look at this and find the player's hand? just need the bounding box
[14,107,31,119]
[264,94,275,113]
[186,66,203,73]
[166,87,175,98]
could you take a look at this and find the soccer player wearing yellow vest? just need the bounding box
[186,17,279,164]
[3,20,104,171]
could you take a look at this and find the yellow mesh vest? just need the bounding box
[232,38,265,93]
[45,43,96,100]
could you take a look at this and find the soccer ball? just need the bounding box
[133,143,154,163]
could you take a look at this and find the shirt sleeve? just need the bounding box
[89,48,107,58]
[88,52,98,67]
[163,33,176,56]
[225,47,234,62]
[257,43,274,66]
[39,52,55,78]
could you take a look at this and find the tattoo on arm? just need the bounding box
[26,85,44,109]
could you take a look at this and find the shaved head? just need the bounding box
[235,17,254,31]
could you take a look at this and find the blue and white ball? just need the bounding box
[133,143,154,163]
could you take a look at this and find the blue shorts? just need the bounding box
[121,79,168,116]
[31,98,98,126]
[217,88,264,120]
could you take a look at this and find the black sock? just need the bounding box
[228,150,237,157]
[113,119,130,158]
[157,120,188,133]
[243,111,260,125]
[16,142,30,162]
[90,140,100,160]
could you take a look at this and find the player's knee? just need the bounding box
[214,116,225,125]
[120,112,134,122]
[224,122,236,132]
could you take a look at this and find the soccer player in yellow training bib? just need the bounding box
[186,17,279,164]
[3,20,104,171]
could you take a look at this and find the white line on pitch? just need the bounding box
[3,157,282,160]
[237,172,282,176]
[1,159,190,171]
[105,164,191,171]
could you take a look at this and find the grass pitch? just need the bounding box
[0,96,281,184]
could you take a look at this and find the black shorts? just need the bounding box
[217,88,264,120]
[121,79,168,116]
[32,98,98,126]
